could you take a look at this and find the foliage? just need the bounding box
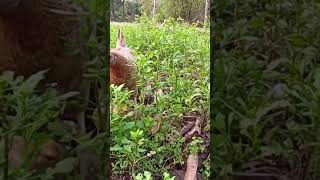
[111,0,208,24]
[133,171,175,180]
[154,0,205,22]
[111,16,209,177]
[0,0,108,179]
[213,0,320,179]
[111,0,140,22]
[187,137,205,155]
[0,70,79,179]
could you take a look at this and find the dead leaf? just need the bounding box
[112,105,129,115]
[144,93,155,105]
[157,88,164,96]
[147,150,156,157]
[185,117,202,137]
[32,140,65,169]
[151,115,162,135]
[181,116,197,135]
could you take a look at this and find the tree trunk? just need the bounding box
[204,0,209,25]
[153,0,158,17]
[122,0,125,21]
[111,0,115,20]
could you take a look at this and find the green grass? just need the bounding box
[110,16,210,178]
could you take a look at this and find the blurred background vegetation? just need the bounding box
[111,0,210,25]
[0,0,108,179]
[213,0,320,179]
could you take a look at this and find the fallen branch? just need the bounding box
[184,154,198,180]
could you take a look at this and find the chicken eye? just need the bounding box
[110,54,117,65]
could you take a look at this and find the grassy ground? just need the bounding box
[110,17,210,179]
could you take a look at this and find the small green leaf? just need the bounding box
[288,34,310,47]
[214,113,226,132]
[123,122,135,129]
[124,145,132,152]
[53,157,76,174]
[111,144,122,151]
[144,171,152,179]
[20,69,48,92]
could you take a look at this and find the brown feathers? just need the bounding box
[110,29,136,90]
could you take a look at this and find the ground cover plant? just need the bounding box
[110,16,210,179]
[213,0,320,179]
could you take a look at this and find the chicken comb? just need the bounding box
[116,28,126,48]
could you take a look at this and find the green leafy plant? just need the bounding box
[0,0,109,179]
[133,171,175,180]
[187,137,205,155]
[163,172,175,180]
[134,171,152,180]
[0,70,78,179]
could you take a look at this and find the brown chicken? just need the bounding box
[110,29,137,91]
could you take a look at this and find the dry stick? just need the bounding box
[184,153,199,180]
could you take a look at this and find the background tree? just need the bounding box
[111,0,140,22]
[204,0,209,25]
[164,0,205,22]
[111,0,209,24]
[153,0,158,17]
